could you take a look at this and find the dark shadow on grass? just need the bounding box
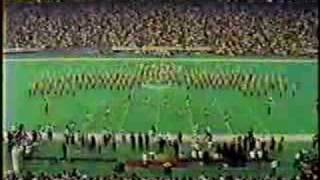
[23,156,117,163]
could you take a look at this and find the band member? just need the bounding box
[138,132,144,151]
[203,107,210,118]
[266,96,274,116]
[291,82,298,98]
[44,98,49,115]
[130,132,136,150]
[223,110,233,133]
[144,132,150,150]
[185,94,191,108]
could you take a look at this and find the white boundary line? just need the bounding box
[3,56,7,132]
[118,97,132,131]
[3,57,318,63]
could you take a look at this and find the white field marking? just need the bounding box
[3,57,318,63]
[187,107,194,134]
[151,87,165,128]
[3,57,7,131]
[118,98,131,131]
[155,94,161,128]
[186,92,195,133]
[212,97,234,134]
[119,89,137,130]
[248,98,270,135]
[2,132,314,144]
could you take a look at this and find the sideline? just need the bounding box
[2,132,314,144]
[3,57,317,63]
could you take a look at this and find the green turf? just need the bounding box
[4,58,318,134]
[3,141,314,177]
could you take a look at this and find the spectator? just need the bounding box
[5,1,318,58]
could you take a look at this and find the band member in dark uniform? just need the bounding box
[177,131,183,144]
[44,98,49,115]
[159,137,166,154]
[266,96,274,116]
[90,135,96,151]
[80,133,86,147]
[32,130,38,142]
[47,127,53,141]
[130,132,136,151]
[62,143,67,161]
[71,133,75,145]
[270,136,276,152]
[312,133,318,149]
[278,136,284,153]
[144,132,150,151]
[173,140,179,159]
[138,132,144,151]
[112,135,117,152]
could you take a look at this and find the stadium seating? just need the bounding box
[6,0,318,57]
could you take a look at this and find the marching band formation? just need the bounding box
[29,63,296,99]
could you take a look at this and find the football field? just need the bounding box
[3,57,318,135]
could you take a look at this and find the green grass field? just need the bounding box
[4,57,318,134]
[3,56,318,177]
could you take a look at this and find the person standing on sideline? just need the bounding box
[47,124,53,141]
[138,132,144,151]
[130,132,136,151]
[64,126,70,145]
[312,133,318,149]
[144,132,150,151]
[177,131,183,144]
[62,143,67,161]
[278,136,285,153]
[112,135,117,152]
[159,137,166,153]
[271,160,279,176]
[12,145,23,174]
[270,136,276,152]
[142,152,148,166]
[173,140,179,159]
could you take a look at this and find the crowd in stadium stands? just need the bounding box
[6,0,318,57]
[6,0,317,4]
[6,0,319,5]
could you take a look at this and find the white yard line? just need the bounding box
[2,59,7,131]
[155,92,162,128]
[118,100,131,131]
[3,57,317,63]
[187,107,195,133]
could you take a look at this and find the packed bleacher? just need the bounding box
[6,0,320,4]
[6,0,318,57]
